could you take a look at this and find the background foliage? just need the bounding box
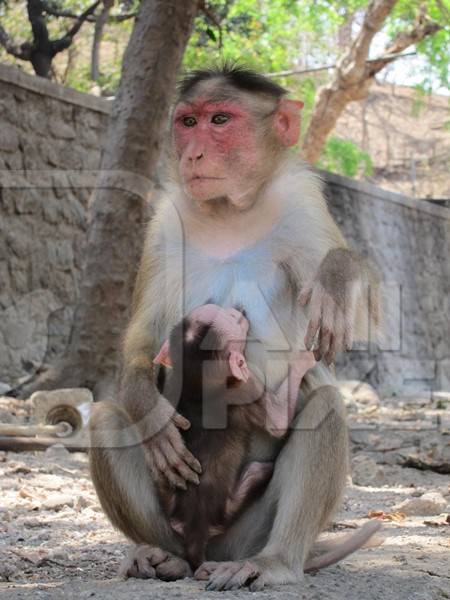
[0,0,448,176]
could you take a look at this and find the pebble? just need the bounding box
[394,492,448,516]
[40,493,74,511]
[351,455,385,486]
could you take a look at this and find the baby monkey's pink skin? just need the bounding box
[155,304,251,382]
[154,304,315,568]
[154,303,315,436]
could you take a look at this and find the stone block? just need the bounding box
[49,119,76,140]
[0,123,19,152]
[6,231,29,258]
[45,239,74,270]
[10,267,29,295]
[0,289,60,383]
[14,190,40,215]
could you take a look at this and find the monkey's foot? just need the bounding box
[195,556,301,591]
[119,544,192,581]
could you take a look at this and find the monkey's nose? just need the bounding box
[189,152,204,162]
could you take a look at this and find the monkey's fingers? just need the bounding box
[324,334,337,365]
[163,439,200,486]
[315,294,335,359]
[325,305,345,364]
[304,288,322,350]
[298,280,314,306]
[168,425,202,475]
[343,282,359,350]
[172,412,191,431]
[152,445,187,490]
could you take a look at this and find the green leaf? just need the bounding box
[206,27,217,42]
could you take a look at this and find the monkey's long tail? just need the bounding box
[304,519,383,573]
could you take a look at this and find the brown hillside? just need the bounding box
[335,83,450,200]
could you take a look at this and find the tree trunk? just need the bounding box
[302,0,397,164]
[30,50,53,77]
[301,0,441,164]
[90,0,112,81]
[20,0,198,397]
[27,0,53,77]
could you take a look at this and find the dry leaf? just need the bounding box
[19,487,37,500]
[368,510,406,521]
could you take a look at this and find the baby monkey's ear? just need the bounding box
[228,350,250,382]
[153,340,173,368]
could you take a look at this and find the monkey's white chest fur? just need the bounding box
[146,160,340,390]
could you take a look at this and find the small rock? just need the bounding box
[433,391,450,409]
[48,549,69,562]
[34,473,64,491]
[0,561,15,581]
[21,518,43,528]
[394,492,448,516]
[74,495,91,511]
[40,493,74,511]
[339,380,380,406]
[44,444,71,461]
[351,455,385,486]
[0,382,12,395]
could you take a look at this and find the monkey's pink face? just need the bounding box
[172,99,264,207]
[189,304,249,353]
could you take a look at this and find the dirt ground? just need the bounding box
[0,386,449,600]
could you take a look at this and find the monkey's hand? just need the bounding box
[299,248,362,364]
[143,400,202,490]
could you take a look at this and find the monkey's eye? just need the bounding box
[182,116,197,127]
[211,113,229,125]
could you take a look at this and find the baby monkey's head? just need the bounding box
[154,304,251,388]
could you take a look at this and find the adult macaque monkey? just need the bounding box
[89,65,380,590]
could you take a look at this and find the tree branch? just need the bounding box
[338,0,398,84]
[109,12,137,22]
[41,1,136,23]
[51,0,100,55]
[366,17,442,75]
[91,0,112,80]
[301,0,443,164]
[41,1,96,21]
[197,0,223,47]
[266,51,416,78]
[0,24,31,59]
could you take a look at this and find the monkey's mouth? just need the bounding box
[189,176,225,183]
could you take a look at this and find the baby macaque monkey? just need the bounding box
[153,303,315,569]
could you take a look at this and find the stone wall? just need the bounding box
[325,173,450,395]
[0,64,449,395]
[0,65,110,386]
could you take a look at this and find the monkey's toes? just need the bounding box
[205,561,260,591]
[156,556,192,581]
[194,561,220,580]
[119,544,169,579]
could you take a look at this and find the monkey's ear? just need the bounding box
[153,340,173,368]
[228,351,250,382]
[274,99,304,147]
